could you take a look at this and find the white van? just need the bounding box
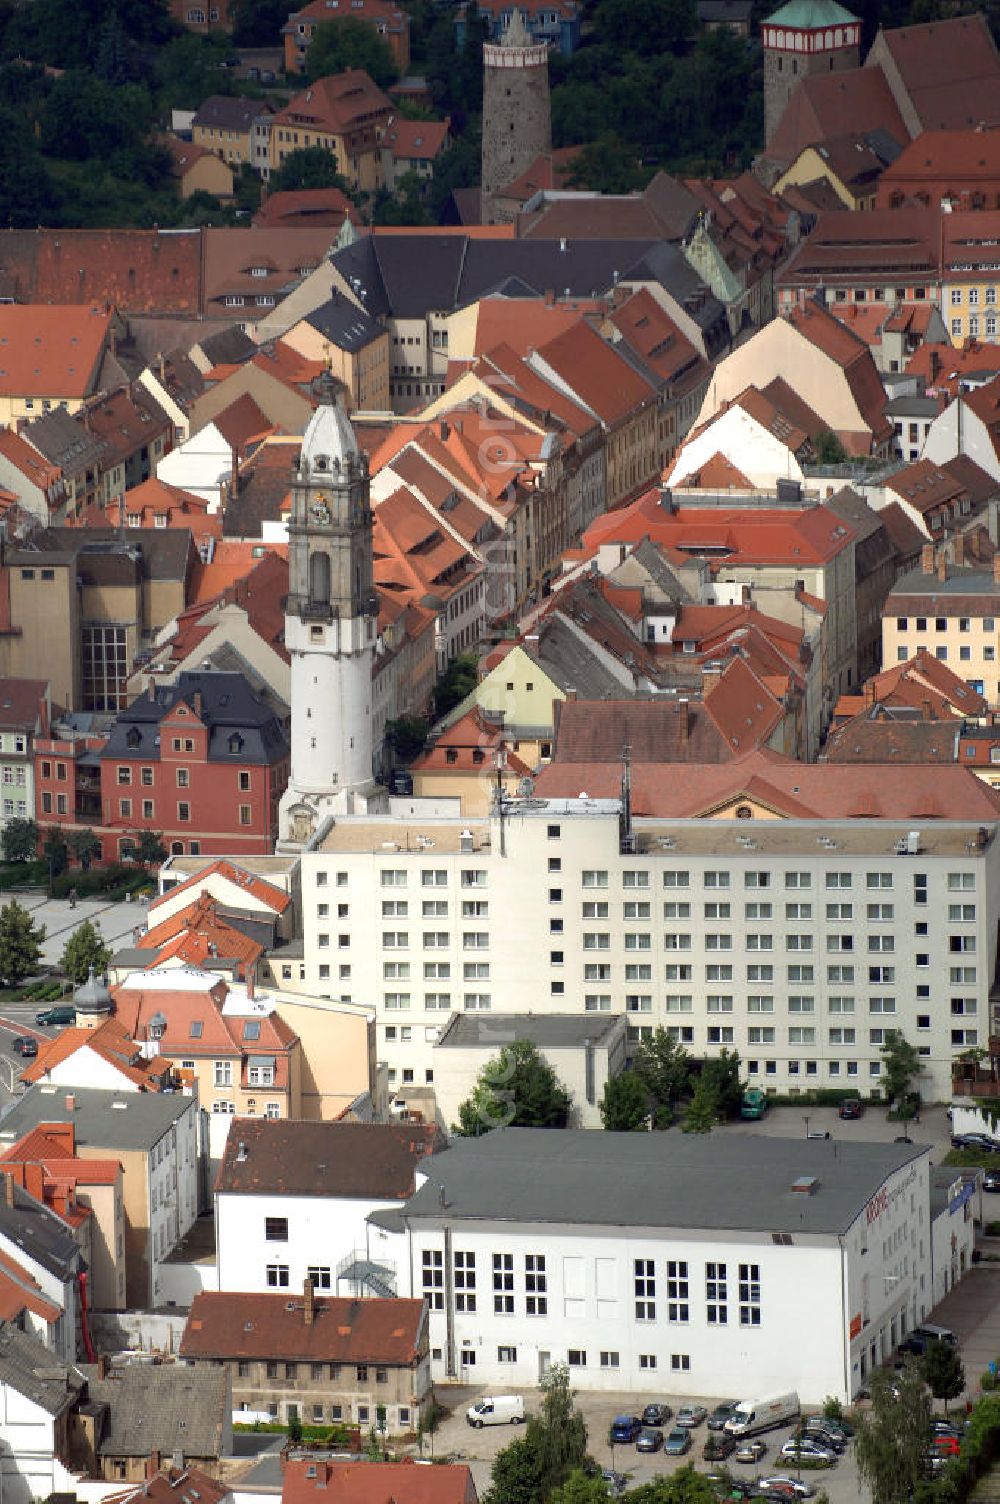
[466,1395,525,1428]
[724,1391,800,1437]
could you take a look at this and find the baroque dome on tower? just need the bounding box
[299,370,359,475]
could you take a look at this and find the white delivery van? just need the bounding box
[724,1391,800,1437]
[466,1395,525,1427]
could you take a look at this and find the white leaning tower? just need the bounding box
[278,374,385,849]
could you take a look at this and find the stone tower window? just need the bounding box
[310,551,331,606]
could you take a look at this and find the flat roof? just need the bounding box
[436,1012,624,1051]
[318,819,492,854]
[0,1085,192,1152]
[403,1128,929,1236]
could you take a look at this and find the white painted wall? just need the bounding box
[665,406,804,491]
[216,1189,404,1295]
[0,1386,60,1504]
[923,401,1000,482]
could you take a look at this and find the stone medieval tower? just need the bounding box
[762,0,861,145]
[481,9,552,225]
[278,373,383,849]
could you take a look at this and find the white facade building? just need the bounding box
[296,783,1000,1104]
[379,1128,937,1403]
[214,1118,441,1298]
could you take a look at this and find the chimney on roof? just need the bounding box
[921,543,935,574]
[193,690,202,718]
[145,1449,161,1480]
[864,678,877,708]
[930,349,941,383]
[65,1094,76,1113]
[993,552,1000,585]
[921,697,933,721]
[2,1172,13,1209]
[98,1353,110,1381]
[439,421,450,442]
[937,553,948,583]
[246,970,255,999]
[303,1276,315,1326]
[678,698,689,744]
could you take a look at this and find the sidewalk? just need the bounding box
[3,890,150,965]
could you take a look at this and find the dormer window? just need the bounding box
[229,733,245,755]
[126,728,141,749]
[249,266,268,278]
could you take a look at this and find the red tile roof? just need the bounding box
[532,320,656,427]
[766,68,908,172]
[0,305,110,398]
[182,1290,425,1364]
[19,1019,172,1090]
[786,301,893,448]
[0,428,62,494]
[874,14,1000,134]
[129,1467,231,1504]
[137,894,267,979]
[215,1118,442,1198]
[583,491,856,565]
[499,147,580,205]
[534,748,1000,818]
[384,119,450,162]
[149,858,291,917]
[254,188,359,230]
[282,1459,476,1504]
[272,70,394,139]
[411,705,531,775]
[0,229,203,316]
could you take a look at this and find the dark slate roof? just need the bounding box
[305,292,383,353]
[198,326,257,367]
[21,408,107,475]
[0,1322,83,1415]
[328,235,719,325]
[0,1179,82,1282]
[0,1085,193,1153]
[437,1012,623,1050]
[216,1118,443,1198]
[401,1127,929,1235]
[100,671,289,767]
[82,1362,229,1458]
[192,96,269,132]
[35,528,193,584]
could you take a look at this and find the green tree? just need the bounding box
[0,107,58,228]
[565,133,648,194]
[373,170,433,226]
[700,1048,743,1119]
[484,1434,543,1504]
[815,430,848,465]
[287,1404,302,1444]
[43,827,68,879]
[0,898,46,985]
[434,652,479,717]
[230,0,291,46]
[39,72,153,162]
[306,17,398,87]
[549,1473,612,1504]
[922,1341,965,1414]
[67,828,101,872]
[627,1469,725,1504]
[269,145,355,196]
[135,830,168,867]
[454,1039,572,1136]
[486,1366,587,1504]
[428,127,482,221]
[632,1028,692,1122]
[385,714,429,762]
[60,919,111,986]
[880,1030,921,1115]
[682,1073,721,1134]
[855,1365,932,1504]
[1,817,38,865]
[599,1071,649,1131]
[592,0,695,54]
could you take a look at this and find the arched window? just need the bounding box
[310,550,331,606]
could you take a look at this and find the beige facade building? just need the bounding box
[180,1287,430,1432]
[282,299,391,413]
[883,554,1000,705]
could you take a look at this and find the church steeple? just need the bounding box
[278,375,382,848]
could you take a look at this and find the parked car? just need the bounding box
[899,1324,958,1357]
[838,1098,863,1120]
[602,1471,628,1497]
[932,1434,961,1457]
[803,1415,853,1440]
[795,1427,844,1454]
[704,1431,737,1461]
[952,1133,1000,1152]
[9,1036,37,1057]
[983,1170,1000,1192]
[642,1403,672,1427]
[757,1478,816,1499]
[779,1439,837,1466]
[610,1416,642,1445]
[637,1427,664,1454]
[735,1440,768,1464]
[934,1420,965,1438]
[705,1474,754,1500]
[663,1427,693,1456]
[34,1005,75,1027]
[676,1404,708,1428]
[708,1401,740,1431]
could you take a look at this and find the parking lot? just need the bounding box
[429,1386,868,1501]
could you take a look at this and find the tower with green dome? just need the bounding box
[763,0,861,144]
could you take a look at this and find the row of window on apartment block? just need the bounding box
[421,1252,762,1327]
[335,865,977,891]
[457,1346,692,1373]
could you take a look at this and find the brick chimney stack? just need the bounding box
[921,543,935,574]
[937,553,948,582]
[993,552,1000,585]
[303,1277,315,1326]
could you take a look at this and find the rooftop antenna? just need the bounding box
[619,741,633,852]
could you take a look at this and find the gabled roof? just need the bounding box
[872,14,1000,134]
[0,429,62,494]
[0,305,110,398]
[215,1118,442,1198]
[124,1466,231,1504]
[19,1018,172,1091]
[193,96,269,132]
[282,1459,476,1504]
[0,678,47,733]
[384,118,450,161]
[531,319,656,427]
[0,229,202,317]
[83,1362,229,1459]
[0,1322,83,1414]
[131,894,267,979]
[584,490,856,565]
[149,857,291,916]
[114,963,295,1063]
[885,458,966,516]
[825,716,959,764]
[181,1291,425,1365]
[765,68,907,172]
[411,705,530,776]
[273,70,394,136]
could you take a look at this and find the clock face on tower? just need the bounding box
[310,499,331,525]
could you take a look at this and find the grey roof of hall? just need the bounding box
[622,242,730,344]
[888,563,1000,598]
[401,1128,928,1235]
[11,527,193,583]
[437,1012,623,1050]
[198,325,257,367]
[623,538,693,603]
[0,1178,82,1281]
[82,1362,229,1458]
[825,486,886,544]
[0,1084,192,1153]
[329,235,708,321]
[0,1322,84,1415]
[885,395,940,418]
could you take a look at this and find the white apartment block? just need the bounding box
[298,795,1000,1103]
[374,1128,958,1403]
